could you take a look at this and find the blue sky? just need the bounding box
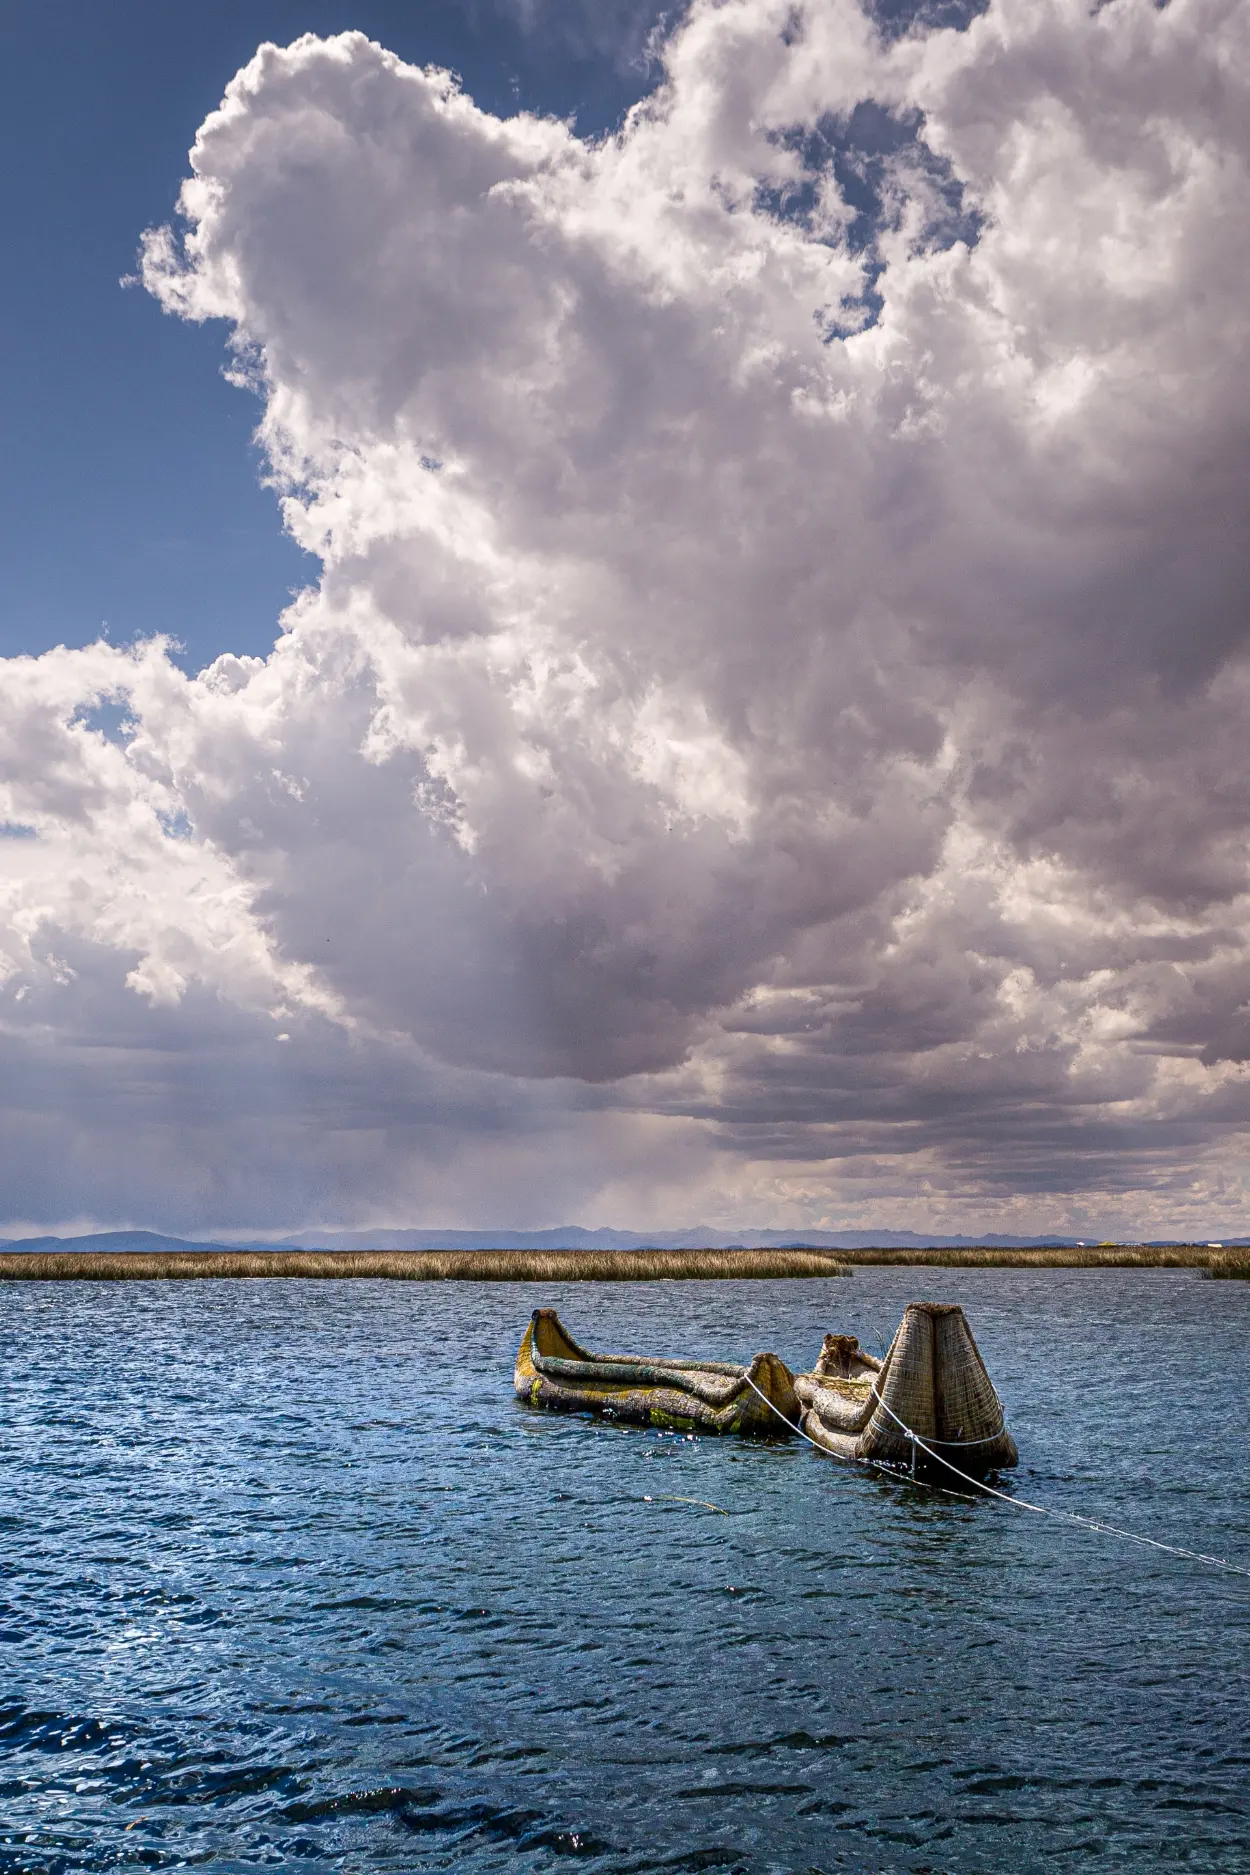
[0,1,663,672]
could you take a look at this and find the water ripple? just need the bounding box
[0,1270,1246,1871]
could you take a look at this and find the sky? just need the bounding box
[0,0,668,672]
[3,0,1250,1241]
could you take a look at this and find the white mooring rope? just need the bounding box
[739,1371,1250,1581]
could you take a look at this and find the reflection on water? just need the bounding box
[0,1269,1246,1872]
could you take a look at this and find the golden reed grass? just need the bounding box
[0,1243,1238,1281]
[0,1246,851,1283]
[836,1245,1219,1269]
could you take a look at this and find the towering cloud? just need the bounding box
[4,0,1250,1234]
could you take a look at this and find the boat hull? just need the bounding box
[515,1308,800,1436]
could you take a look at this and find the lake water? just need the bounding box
[0,1268,1247,1873]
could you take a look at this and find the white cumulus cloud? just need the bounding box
[5,0,1250,1236]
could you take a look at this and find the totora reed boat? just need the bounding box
[515,1308,800,1435]
[793,1301,1018,1476]
[516,1301,1017,1474]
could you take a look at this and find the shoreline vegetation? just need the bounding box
[0,1247,850,1283]
[1207,1251,1250,1279]
[0,1245,1246,1280]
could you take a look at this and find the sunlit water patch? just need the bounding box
[0,1270,1246,1872]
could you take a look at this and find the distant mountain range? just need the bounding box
[270,1226,1095,1250]
[0,1226,1241,1253]
[0,1230,245,1255]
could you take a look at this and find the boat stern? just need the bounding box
[860,1302,1017,1476]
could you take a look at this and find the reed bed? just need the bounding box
[0,1246,851,1283]
[0,1243,1234,1283]
[838,1245,1218,1268]
[1206,1252,1250,1280]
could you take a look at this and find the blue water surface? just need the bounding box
[0,1268,1246,1873]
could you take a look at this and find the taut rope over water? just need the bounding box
[740,1372,1250,1582]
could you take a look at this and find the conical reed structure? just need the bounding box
[794,1302,1017,1477]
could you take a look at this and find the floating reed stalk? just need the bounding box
[0,1246,851,1283]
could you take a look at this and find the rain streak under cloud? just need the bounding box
[3,0,1250,1239]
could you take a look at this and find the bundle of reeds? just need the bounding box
[516,1306,801,1435]
[0,1246,851,1283]
[795,1300,1017,1476]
